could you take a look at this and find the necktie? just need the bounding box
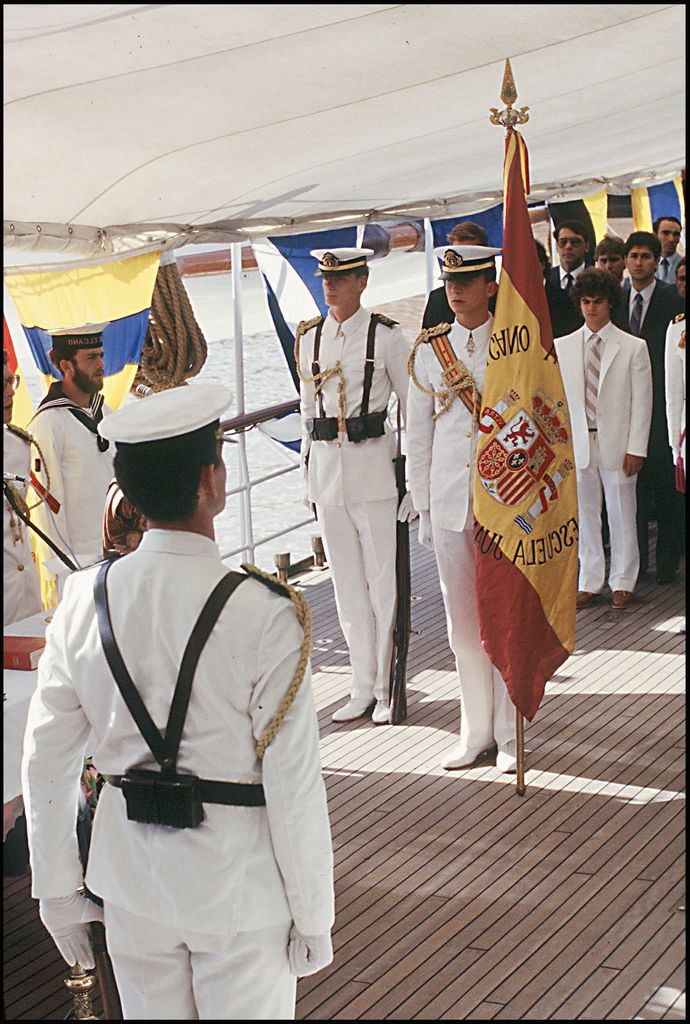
[660,257,669,281]
[584,334,601,428]
[466,331,475,356]
[630,292,644,336]
[563,273,574,296]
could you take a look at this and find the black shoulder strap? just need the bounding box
[361,314,378,418]
[311,318,326,418]
[94,562,248,773]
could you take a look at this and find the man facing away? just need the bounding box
[22,383,334,1020]
[3,349,43,625]
[295,248,413,725]
[555,268,652,610]
[30,323,115,576]
[407,245,516,773]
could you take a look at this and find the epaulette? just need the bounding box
[372,312,399,329]
[673,312,685,323]
[414,322,452,345]
[241,562,294,599]
[295,315,324,339]
[6,423,35,444]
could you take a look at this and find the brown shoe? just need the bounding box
[576,591,596,609]
[611,590,633,609]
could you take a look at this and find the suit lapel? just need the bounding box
[598,328,619,386]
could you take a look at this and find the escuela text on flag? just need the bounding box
[473,129,578,722]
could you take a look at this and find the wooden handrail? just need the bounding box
[220,398,299,434]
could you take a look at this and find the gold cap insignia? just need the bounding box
[321,252,339,269]
[444,250,464,269]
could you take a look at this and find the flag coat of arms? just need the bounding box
[474,129,578,722]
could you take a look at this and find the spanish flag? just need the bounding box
[4,249,161,413]
[473,130,578,722]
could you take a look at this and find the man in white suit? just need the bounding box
[555,268,653,610]
[22,383,334,1020]
[295,248,413,725]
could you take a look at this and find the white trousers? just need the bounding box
[317,498,398,702]
[104,904,295,1020]
[431,519,514,752]
[577,436,639,593]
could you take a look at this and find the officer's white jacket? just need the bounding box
[3,426,42,626]
[555,321,653,471]
[407,317,493,532]
[29,405,114,564]
[297,305,409,506]
[22,529,335,938]
[664,315,686,462]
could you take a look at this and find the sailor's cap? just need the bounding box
[50,322,109,356]
[98,382,233,444]
[310,248,374,276]
[435,245,502,280]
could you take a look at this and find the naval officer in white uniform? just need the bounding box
[295,248,414,725]
[29,323,114,577]
[3,350,43,625]
[665,311,686,486]
[407,246,515,772]
[22,383,334,1020]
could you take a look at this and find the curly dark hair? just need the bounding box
[571,267,622,309]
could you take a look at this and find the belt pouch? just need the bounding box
[121,769,204,829]
[310,417,338,441]
[346,411,386,442]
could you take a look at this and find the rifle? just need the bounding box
[76,791,124,1020]
[388,405,411,724]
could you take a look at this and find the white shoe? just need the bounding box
[371,700,391,725]
[496,739,517,774]
[441,741,497,771]
[331,697,375,723]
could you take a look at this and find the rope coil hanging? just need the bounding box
[134,254,208,393]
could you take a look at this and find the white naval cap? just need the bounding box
[98,382,233,444]
[435,244,502,280]
[50,322,110,359]
[310,247,374,276]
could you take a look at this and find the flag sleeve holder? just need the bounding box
[516,710,526,796]
[389,403,411,724]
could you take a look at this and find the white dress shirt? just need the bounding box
[407,317,492,532]
[22,529,334,938]
[297,305,409,506]
[559,263,586,288]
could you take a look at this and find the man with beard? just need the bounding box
[30,324,115,582]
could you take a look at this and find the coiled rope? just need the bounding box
[134,254,208,393]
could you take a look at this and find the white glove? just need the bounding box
[288,925,333,977]
[397,491,418,523]
[39,892,104,969]
[672,446,680,466]
[417,510,433,549]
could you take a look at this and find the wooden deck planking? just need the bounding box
[3,525,684,1019]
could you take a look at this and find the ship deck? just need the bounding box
[4,529,685,1020]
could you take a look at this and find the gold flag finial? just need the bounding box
[489,58,530,128]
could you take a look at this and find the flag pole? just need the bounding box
[489,58,530,797]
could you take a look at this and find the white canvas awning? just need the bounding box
[3,4,685,259]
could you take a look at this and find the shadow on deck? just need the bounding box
[3,529,685,1020]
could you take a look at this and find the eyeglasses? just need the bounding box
[557,236,586,248]
[3,373,20,391]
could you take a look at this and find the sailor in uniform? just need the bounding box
[407,246,515,772]
[21,383,334,1020]
[665,311,686,487]
[29,323,115,579]
[3,350,43,625]
[295,248,414,724]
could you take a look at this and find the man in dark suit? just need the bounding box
[618,231,685,583]
[546,220,590,296]
[535,239,584,338]
[422,222,491,328]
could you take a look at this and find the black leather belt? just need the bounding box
[588,427,597,432]
[107,775,266,806]
[308,409,387,442]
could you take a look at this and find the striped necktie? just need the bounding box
[585,333,601,429]
[630,292,644,336]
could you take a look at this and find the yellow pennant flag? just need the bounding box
[474,129,578,721]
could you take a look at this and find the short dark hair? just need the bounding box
[595,236,625,259]
[448,221,489,246]
[553,220,589,243]
[624,231,661,259]
[114,423,222,522]
[572,267,622,309]
[534,239,550,273]
[653,215,682,232]
[676,257,686,275]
